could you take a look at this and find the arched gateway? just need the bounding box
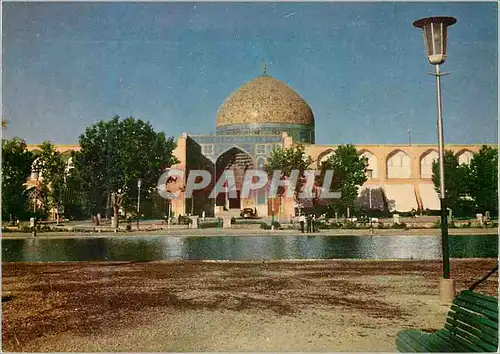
[215,147,254,212]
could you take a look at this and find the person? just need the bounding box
[201,210,206,221]
[299,214,305,233]
[312,214,317,233]
[306,214,312,233]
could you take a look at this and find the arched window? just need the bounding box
[317,149,335,166]
[457,150,473,165]
[361,151,378,179]
[387,150,411,179]
[31,158,43,180]
[420,150,438,178]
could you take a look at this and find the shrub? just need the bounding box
[20,224,32,233]
[434,220,459,229]
[316,221,328,230]
[271,221,281,230]
[391,211,416,218]
[328,222,342,229]
[316,222,341,229]
[342,221,358,229]
[234,220,264,225]
[423,209,442,216]
[200,221,219,229]
[391,222,408,229]
[259,221,281,230]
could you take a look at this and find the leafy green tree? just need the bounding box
[2,138,34,222]
[469,145,498,215]
[33,141,66,218]
[61,154,87,219]
[265,144,313,197]
[432,150,471,214]
[319,144,368,216]
[72,116,178,223]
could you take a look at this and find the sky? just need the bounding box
[2,1,498,145]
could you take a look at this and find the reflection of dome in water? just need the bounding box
[216,75,315,127]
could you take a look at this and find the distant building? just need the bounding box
[27,72,493,221]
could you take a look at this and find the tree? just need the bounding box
[72,116,178,225]
[61,154,86,219]
[469,145,498,215]
[2,138,34,222]
[265,144,313,197]
[319,144,368,216]
[432,150,471,215]
[34,142,66,219]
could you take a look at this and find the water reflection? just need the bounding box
[161,237,185,260]
[2,235,497,262]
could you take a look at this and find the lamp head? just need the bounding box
[413,16,457,65]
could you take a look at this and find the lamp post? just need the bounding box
[368,188,373,229]
[369,188,372,210]
[31,170,40,237]
[137,179,142,230]
[413,16,456,303]
[224,181,229,211]
[271,197,275,230]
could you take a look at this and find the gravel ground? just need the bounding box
[2,259,498,352]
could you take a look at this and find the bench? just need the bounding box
[396,290,498,352]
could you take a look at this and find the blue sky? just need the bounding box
[2,2,498,145]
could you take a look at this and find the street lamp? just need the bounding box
[271,197,275,230]
[368,188,373,229]
[31,170,40,237]
[413,16,456,303]
[137,179,142,230]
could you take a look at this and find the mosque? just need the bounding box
[28,69,487,222]
[154,68,486,221]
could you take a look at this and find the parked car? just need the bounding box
[240,208,258,219]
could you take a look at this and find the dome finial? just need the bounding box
[262,59,267,76]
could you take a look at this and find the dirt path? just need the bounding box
[2,259,497,352]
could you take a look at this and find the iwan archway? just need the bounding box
[215,147,254,214]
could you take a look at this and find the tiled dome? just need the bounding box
[216,75,314,127]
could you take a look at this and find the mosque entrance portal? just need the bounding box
[215,147,254,213]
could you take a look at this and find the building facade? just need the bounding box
[27,72,493,221]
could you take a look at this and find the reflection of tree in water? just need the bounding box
[107,239,163,261]
[356,187,395,214]
[183,237,226,260]
[6,239,30,262]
